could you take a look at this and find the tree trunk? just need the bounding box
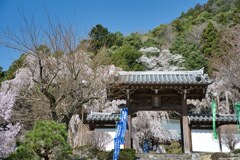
[42,89,59,121]
[50,106,58,121]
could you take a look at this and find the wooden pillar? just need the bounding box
[125,89,132,148]
[218,127,222,152]
[125,114,132,148]
[181,89,191,153]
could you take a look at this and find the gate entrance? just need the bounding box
[107,69,211,153]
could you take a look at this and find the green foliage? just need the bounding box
[192,11,211,25]
[164,141,182,154]
[123,32,143,49]
[143,38,160,48]
[185,51,205,70]
[200,22,221,58]
[181,3,204,19]
[7,145,39,160]
[8,120,71,160]
[108,149,136,160]
[232,148,240,154]
[0,66,5,83]
[172,19,185,33]
[169,0,239,36]
[236,0,240,10]
[152,24,168,38]
[110,32,124,47]
[216,13,228,24]
[88,24,112,53]
[3,54,26,81]
[88,24,126,53]
[111,45,144,71]
[149,24,173,47]
[170,37,205,70]
[210,152,229,160]
[95,151,110,160]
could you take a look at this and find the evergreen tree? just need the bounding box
[3,54,26,81]
[200,22,221,58]
[123,32,143,49]
[0,66,5,80]
[88,24,111,52]
[170,37,205,70]
[172,19,185,33]
[110,32,124,47]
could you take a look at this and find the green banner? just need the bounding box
[212,100,218,139]
[235,102,240,132]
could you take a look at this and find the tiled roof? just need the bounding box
[189,114,237,123]
[86,112,120,122]
[86,113,238,124]
[116,68,211,85]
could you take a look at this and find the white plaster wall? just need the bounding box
[95,128,124,151]
[191,129,240,152]
[192,129,220,152]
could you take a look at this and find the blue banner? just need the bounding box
[113,108,128,160]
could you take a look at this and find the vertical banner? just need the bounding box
[113,137,120,160]
[120,108,128,144]
[235,102,240,132]
[212,100,218,139]
[113,108,128,160]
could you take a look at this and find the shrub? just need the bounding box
[7,120,71,160]
[108,149,136,160]
[232,148,240,154]
[96,151,110,160]
[210,152,228,160]
[165,141,182,154]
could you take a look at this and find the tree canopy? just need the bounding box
[111,45,144,71]
[200,22,221,58]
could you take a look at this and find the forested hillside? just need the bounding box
[77,0,240,72]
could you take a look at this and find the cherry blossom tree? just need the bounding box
[132,111,180,153]
[0,92,19,158]
[83,131,112,150]
[219,125,240,151]
[0,13,119,128]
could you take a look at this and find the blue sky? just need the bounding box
[0,0,208,71]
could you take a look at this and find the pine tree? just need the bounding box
[88,24,111,53]
[200,22,220,58]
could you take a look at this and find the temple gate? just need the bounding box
[107,69,211,153]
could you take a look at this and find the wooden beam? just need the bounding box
[128,104,182,112]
